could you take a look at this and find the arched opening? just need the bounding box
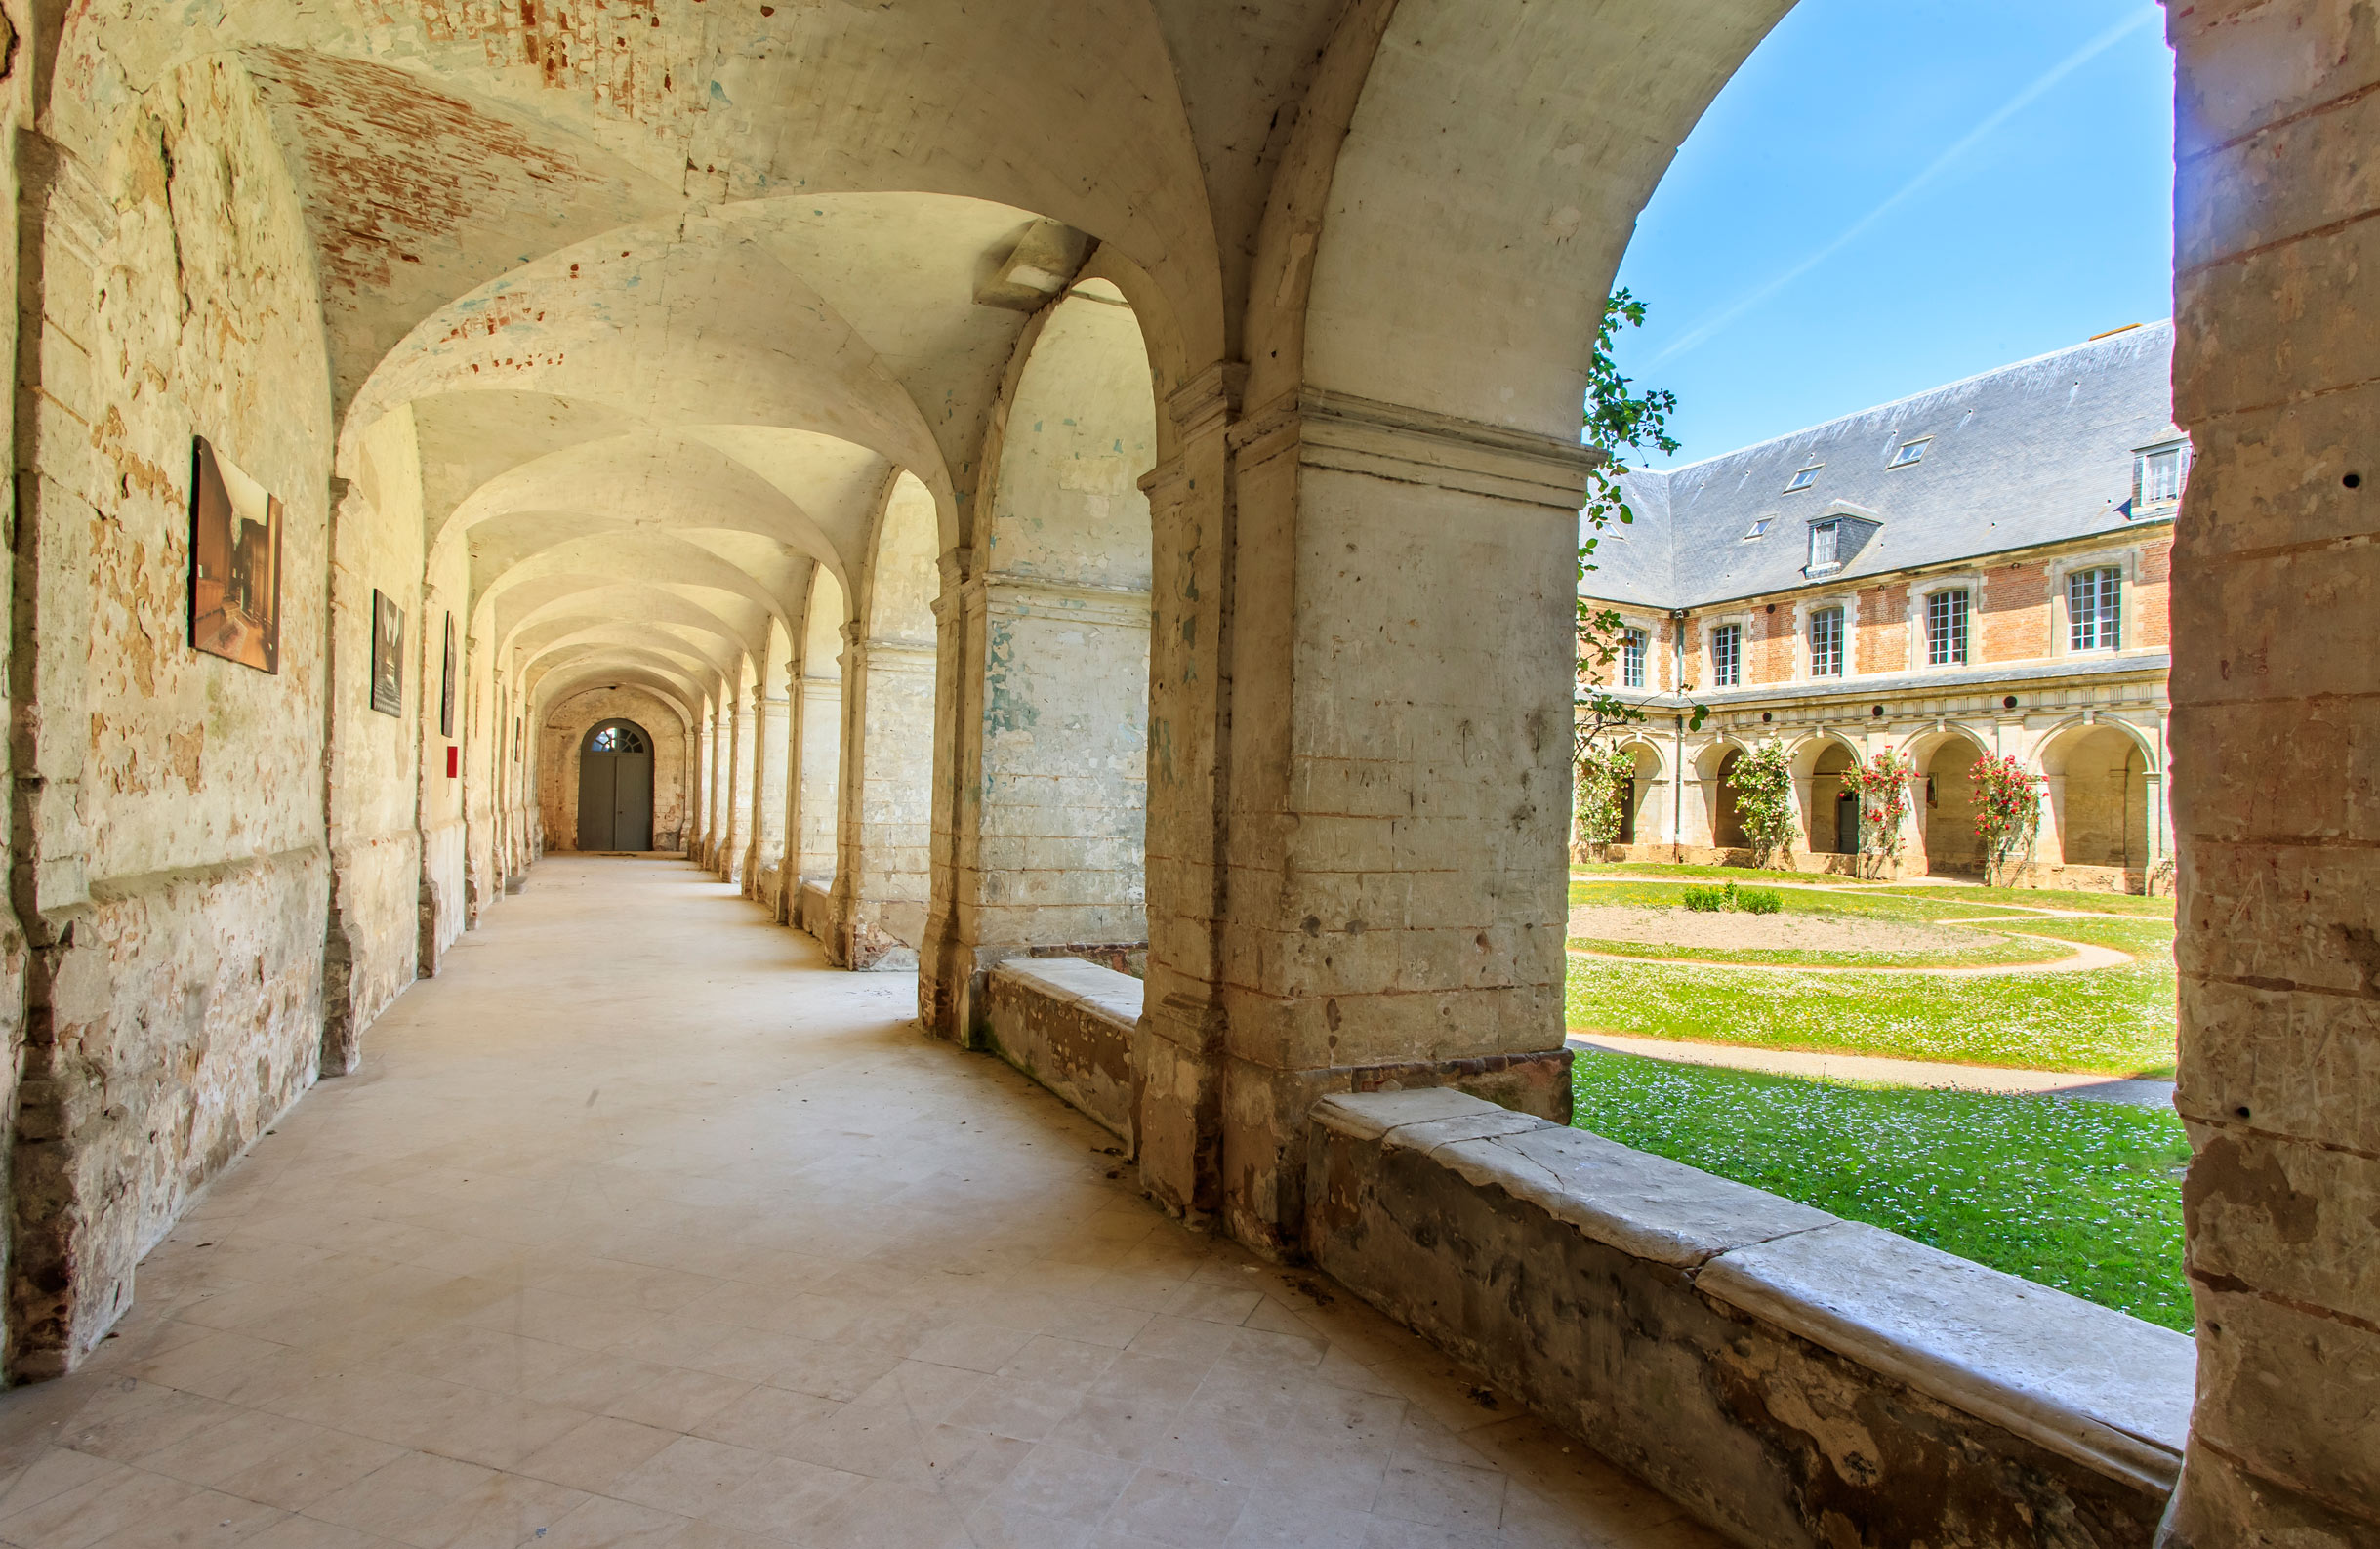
[790,567,846,935]
[1918,733,1990,876]
[836,471,941,969]
[1809,741,1862,855]
[1615,740,1664,846]
[1712,747,1748,851]
[577,718,654,851]
[2041,723,2153,874]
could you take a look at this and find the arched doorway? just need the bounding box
[578,719,654,851]
[1920,734,1989,876]
[1810,742,1862,855]
[1713,748,1748,850]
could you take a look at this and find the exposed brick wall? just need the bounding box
[2133,534,2172,650]
[1981,559,2051,662]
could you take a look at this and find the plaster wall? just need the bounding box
[10,58,338,1373]
[418,532,470,971]
[539,686,689,853]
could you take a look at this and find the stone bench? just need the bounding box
[983,957,1140,1143]
[1306,1087,2195,1549]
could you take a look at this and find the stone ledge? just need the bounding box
[984,958,1141,1143]
[1307,1087,2195,1548]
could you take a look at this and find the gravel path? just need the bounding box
[1569,1032,2176,1109]
[1568,904,1977,954]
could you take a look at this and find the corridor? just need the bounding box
[0,860,1715,1549]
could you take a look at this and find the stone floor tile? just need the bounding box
[133,1407,327,1488]
[0,1465,200,1549]
[1218,1489,1375,1549]
[535,1495,692,1549]
[958,1501,1092,1549]
[513,1415,680,1495]
[301,1451,499,1536]
[59,1382,232,1463]
[601,1370,757,1434]
[0,1447,126,1518]
[79,1488,286,1549]
[1371,1457,1509,1533]
[703,1455,868,1537]
[1101,1466,1250,1547]
[902,1323,1036,1376]
[1121,1318,1239,1368]
[937,1376,1084,1444]
[1156,1287,1262,1329]
[234,1514,386,1549]
[992,1335,1120,1392]
[981,1443,1137,1525]
[397,1470,590,1549]
[798,1477,974,1549]
[687,1388,842,1455]
[611,1436,772,1519]
[215,1432,410,1512]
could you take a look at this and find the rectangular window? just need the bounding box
[1621,628,1648,688]
[1925,589,1969,667]
[2069,566,2122,651]
[1785,465,1821,493]
[1889,438,1929,469]
[1808,606,1843,677]
[1809,520,1839,570]
[2138,447,2184,506]
[1710,623,1742,687]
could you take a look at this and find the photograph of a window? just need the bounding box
[1809,606,1843,677]
[2070,567,2122,651]
[1925,589,1969,666]
[1710,623,1742,687]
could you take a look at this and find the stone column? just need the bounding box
[791,673,841,921]
[831,627,937,969]
[720,694,752,887]
[743,685,789,905]
[2039,773,2071,870]
[685,726,705,863]
[1134,366,1244,1222]
[921,567,1152,1044]
[2162,6,2380,1541]
[1204,389,1591,1253]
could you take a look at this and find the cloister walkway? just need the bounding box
[0,858,1716,1549]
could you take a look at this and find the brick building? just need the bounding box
[1580,322,2180,890]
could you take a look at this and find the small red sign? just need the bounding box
[446,745,459,778]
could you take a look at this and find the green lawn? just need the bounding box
[1571,1051,2192,1331]
[1564,908,2177,1075]
[1576,862,1875,886]
[1567,879,2086,968]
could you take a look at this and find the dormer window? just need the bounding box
[1785,465,1821,493]
[1809,519,1841,571]
[2136,444,2186,507]
[1888,438,1930,469]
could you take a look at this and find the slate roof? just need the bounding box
[1582,322,2180,610]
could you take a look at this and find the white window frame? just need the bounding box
[1785,464,1822,493]
[1888,436,1932,469]
[1621,626,1649,688]
[2067,566,2123,652]
[1707,619,1746,689]
[2045,547,2142,659]
[2134,441,2188,510]
[1805,602,1847,679]
[1808,519,1841,573]
[1907,574,1984,672]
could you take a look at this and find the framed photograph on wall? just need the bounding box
[438,613,457,738]
[187,436,282,673]
[371,590,404,717]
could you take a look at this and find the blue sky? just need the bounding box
[1609,1,2176,468]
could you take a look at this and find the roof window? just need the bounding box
[1888,438,1929,469]
[1784,465,1821,493]
[1744,517,1774,540]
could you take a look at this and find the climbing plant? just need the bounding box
[1726,743,1799,868]
[1573,742,1638,851]
[1848,749,1918,878]
[1971,754,2044,886]
[1578,291,1704,747]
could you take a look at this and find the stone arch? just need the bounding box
[540,687,690,856]
[1697,737,1756,853]
[1613,737,1667,846]
[1796,732,1868,857]
[923,281,1164,1036]
[1903,729,1993,876]
[2038,721,2155,873]
[835,471,943,967]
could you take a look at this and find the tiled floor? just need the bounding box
[0,858,1723,1549]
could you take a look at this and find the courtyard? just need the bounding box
[1563,864,2188,1330]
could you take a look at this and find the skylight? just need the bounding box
[1888,439,1929,469]
[1785,465,1821,493]
[1744,517,1774,540]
